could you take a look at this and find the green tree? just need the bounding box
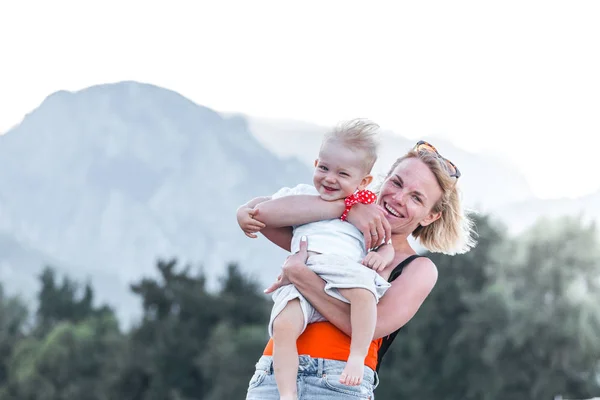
[119,259,218,400]
[1,313,125,400]
[376,213,507,400]
[200,264,271,399]
[35,267,113,337]
[0,285,29,389]
[199,322,269,400]
[376,215,600,400]
[115,259,270,400]
[218,263,271,329]
[458,216,600,399]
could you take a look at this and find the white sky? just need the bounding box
[1,0,599,199]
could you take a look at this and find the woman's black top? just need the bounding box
[375,254,427,373]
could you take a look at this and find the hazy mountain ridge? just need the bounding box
[0,231,59,307]
[244,116,536,211]
[244,115,600,233]
[1,81,597,325]
[491,189,600,233]
[0,81,311,323]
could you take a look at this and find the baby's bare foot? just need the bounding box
[279,394,297,400]
[339,355,364,386]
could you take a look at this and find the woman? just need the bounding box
[244,141,476,399]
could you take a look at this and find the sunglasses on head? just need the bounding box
[413,140,461,179]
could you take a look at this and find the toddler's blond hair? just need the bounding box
[320,118,380,172]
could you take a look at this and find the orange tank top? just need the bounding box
[263,321,382,371]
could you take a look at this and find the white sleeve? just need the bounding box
[271,183,317,199]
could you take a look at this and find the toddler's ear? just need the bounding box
[360,174,373,189]
[314,159,319,167]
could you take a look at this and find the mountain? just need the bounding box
[244,116,536,211]
[1,81,597,325]
[0,81,311,325]
[245,115,600,234]
[0,231,57,307]
[491,189,600,234]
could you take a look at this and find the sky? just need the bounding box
[1,0,599,200]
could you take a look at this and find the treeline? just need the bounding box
[0,214,599,399]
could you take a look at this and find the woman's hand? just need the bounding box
[346,203,392,250]
[264,235,309,294]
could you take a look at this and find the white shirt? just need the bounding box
[271,184,367,262]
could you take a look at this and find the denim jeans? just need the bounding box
[246,355,378,399]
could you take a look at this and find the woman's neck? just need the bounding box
[391,234,415,256]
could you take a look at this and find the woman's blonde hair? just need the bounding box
[385,150,477,255]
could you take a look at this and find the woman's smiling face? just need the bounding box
[379,157,443,235]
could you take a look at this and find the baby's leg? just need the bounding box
[272,299,304,400]
[337,288,377,386]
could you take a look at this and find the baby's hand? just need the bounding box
[362,252,387,272]
[236,207,266,238]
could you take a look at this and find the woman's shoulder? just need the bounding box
[401,256,438,286]
[393,252,435,269]
[391,254,438,286]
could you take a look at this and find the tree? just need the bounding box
[376,214,508,400]
[115,259,270,399]
[199,322,269,400]
[0,285,28,388]
[35,267,113,337]
[458,216,600,399]
[200,263,271,400]
[375,215,600,400]
[0,313,125,400]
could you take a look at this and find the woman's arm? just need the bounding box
[372,258,438,338]
[275,238,438,339]
[260,226,293,252]
[283,253,352,334]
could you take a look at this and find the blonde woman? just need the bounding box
[244,141,476,399]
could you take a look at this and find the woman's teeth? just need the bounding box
[385,203,401,217]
